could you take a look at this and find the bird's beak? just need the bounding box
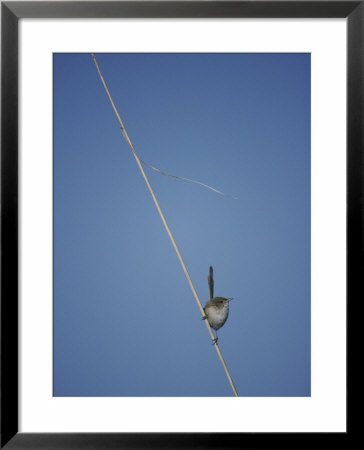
[227,298,233,301]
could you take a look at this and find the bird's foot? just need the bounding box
[202,315,207,320]
[212,337,218,345]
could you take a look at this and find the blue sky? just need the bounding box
[53,53,310,397]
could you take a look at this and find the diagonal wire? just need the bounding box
[91,53,238,397]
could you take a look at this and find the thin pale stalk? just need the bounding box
[91,53,238,397]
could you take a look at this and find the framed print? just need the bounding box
[1,1,360,448]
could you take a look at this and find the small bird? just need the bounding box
[203,267,233,344]
[203,297,233,344]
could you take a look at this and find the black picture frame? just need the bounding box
[1,1,359,448]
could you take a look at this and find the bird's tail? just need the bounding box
[208,266,214,300]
